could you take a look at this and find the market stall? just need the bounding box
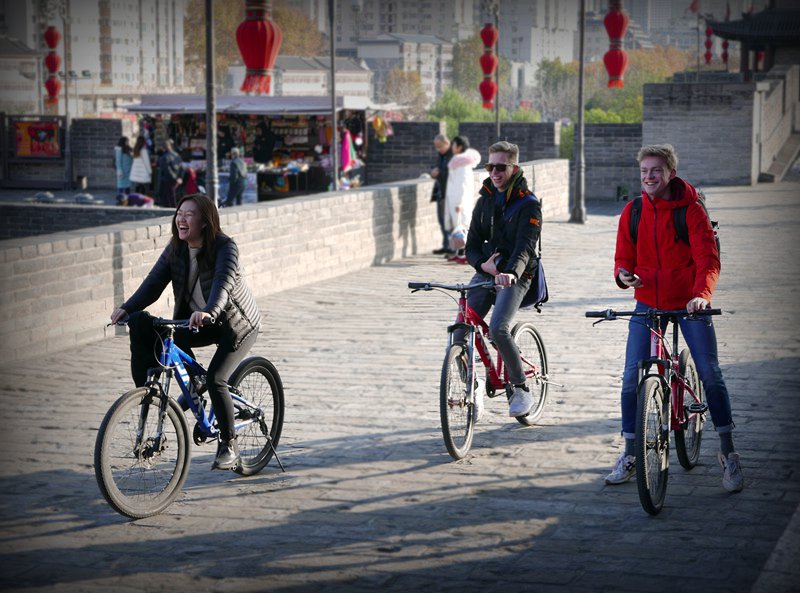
[124,94,369,202]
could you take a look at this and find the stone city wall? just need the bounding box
[0,158,570,362]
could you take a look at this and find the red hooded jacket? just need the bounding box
[614,177,720,310]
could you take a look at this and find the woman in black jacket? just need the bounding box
[110,193,261,470]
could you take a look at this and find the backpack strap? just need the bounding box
[673,190,714,245]
[628,197,642,244]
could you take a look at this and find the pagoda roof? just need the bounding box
[708,9,800,47]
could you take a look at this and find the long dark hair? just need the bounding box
[117,136,132,156]
[452,135,470,151]
[133,135,146,158]
[170,193,221,268]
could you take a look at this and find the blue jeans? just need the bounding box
[620,301,734,439]
[454,271,531,386]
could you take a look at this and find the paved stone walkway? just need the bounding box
[0,183,798,593]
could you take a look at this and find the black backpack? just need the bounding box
[628,189,720,263]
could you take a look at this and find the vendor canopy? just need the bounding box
[124,94,375,115]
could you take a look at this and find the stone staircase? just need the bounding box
[760,132,800,182]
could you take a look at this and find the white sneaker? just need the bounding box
[605,452,636,485]
[508,384,534,417]
[718,451,744,493]
[472,378,485,423]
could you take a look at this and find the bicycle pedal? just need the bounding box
[687,402,709,414]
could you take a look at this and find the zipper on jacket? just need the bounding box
[652,203,660,309]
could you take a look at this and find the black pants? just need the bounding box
[127,311,257,442]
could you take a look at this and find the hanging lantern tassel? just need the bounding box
[603,0,629,88]
[236,0,283,95]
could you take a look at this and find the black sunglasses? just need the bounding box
[485,163,512,172]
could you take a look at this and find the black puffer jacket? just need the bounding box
[465,171,542,279]
[121,234,260,349]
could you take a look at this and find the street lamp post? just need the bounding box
[328,0,339,190]
[205,0,218,204]
[569,0,587,224]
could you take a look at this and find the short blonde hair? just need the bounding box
[637,144,678,172]
[489,141,519,165]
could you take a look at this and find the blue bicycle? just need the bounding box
[94,317,285,519]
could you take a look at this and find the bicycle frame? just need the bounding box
[142,323,265,443]
[448,293,506,393]
[637,315,703,432]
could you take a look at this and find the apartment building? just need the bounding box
[0,0,189,117]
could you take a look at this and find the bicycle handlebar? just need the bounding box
[585,307,721,321]
[408,280,495,292]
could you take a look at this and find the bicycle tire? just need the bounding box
[674,348,704,470]
[228,356,285,476]
[94,387,191,519]
[511,321,548,426]
[635,376,670,515]
[440,344,475,460]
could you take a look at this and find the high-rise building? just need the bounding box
[0,0,189,117]
[283,0,476,56]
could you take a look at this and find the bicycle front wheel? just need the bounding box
[511,322,548,426]
[228,356,285,476]
[675,348,705,470]
[440,345,475,460]
[635,377,670,515]
[94,387,191,519]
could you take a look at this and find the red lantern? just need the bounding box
[479,52,498,76]
[45,76,61,104]
[480,23,498,49]
[43,25,60,49]
[45,51,60,74]
[721,39,729,64]
[479,79,498,109]
[603,0,629,88]
[704,25,713,64]
[236,0,283,95]
[478,22,499,110]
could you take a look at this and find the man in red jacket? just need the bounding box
[606,144,743,493]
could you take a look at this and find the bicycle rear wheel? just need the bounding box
[675,348,705,469]
[635,377,670,515]
[228,356,285,476]
[94,387,191,519]
[511,322,548,426]
[440,344,475,460]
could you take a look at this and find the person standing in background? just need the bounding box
[157,139,184,208]
[115,136,133,197]
[225,147,247,207]
[129,136,152,195]
[430,134,453,255]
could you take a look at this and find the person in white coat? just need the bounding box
[130,135,152,194]
[445,135,481,263]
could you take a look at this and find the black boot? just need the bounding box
[212,436,240,470]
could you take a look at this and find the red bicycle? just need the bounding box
[585,307,719,514]
[409,280,551,460]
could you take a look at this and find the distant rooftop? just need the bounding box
[358,33,452,46]
[709,9,800,46]
[274,56,369,73]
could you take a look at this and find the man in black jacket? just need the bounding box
[463,141,542,420]
[431,134,453,254]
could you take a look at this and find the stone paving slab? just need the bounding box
[0,183,798,593]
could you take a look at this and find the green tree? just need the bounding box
[531,58,578,122]
[184,0,325,90]
[427,88,511,137]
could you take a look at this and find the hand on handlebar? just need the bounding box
[686,297,709,315]
[110,307,128,324]
[189,310,213,331]
[494,273,516,288]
